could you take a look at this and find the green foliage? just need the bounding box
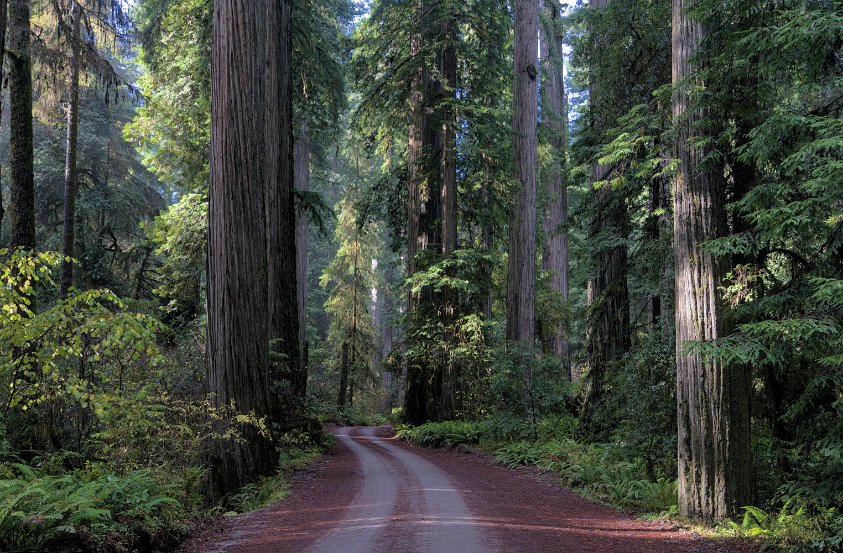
[494,439,676,514]
[229,447,323,513]
[397,421,482,448]
[143,193,208,321]
[0,463,190,553]
[719,503,841,552]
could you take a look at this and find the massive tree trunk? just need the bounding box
[61,2,82,297]
[540,1,569,368]
[9,0,35,252]
[294,117,310,390]
[207,0,274,499]
[265,0,302,402]
[582,0,630,426]
[404,0,447,424]
[672,0,752,522]
[506,0,539,346]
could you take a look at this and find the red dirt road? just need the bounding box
[179,426,757,553]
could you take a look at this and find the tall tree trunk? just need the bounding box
[506,0,539,346]
[404,0,444,424]
[265,0,302,402]
[540,1,569,368]
[337,341,348,408]
[295,116,311,391]
[673,0,752,521]
[61,1,81,297]
[207,0,274,499]
[582,0,630,426]
[9,0,35,252]
[440,17,457,256]
[0,0,7,240]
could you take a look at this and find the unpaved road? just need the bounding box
[180,426,755,553]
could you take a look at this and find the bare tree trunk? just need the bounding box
[540,1,569,368]
[295,116,310,391]
[61,1,81,297]
[265,0,302,402]
[506,0,539,347]
[207,0,274,499]
[673,0,752,521]
[9,0,35,252]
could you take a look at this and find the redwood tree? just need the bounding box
[207,0,274,498]
[672,0,752,521]
[540,0,569,367]
[61,1,82,296]
[506,0,539,347]
[9,0,35,252]
[265,0,302,402]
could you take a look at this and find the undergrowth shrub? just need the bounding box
[0,463,190,553]
[397,421,482,448]
[494,439,676,513]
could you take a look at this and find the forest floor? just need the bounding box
[177,426,758,553]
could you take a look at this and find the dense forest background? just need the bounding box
[0,0,840,551]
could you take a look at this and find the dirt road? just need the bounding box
[180,426,754,553]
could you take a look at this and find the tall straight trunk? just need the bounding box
[337,341,348,408]
[0,0,7,238]
[208,0,274,499]
[294,116,310,385]
[404,0,444,424]
[583,0,630,423]
[440,17,457,255]
[673,0,752,521]
[9,0,35,252]
[506,0,539,346]
[646,175,663,326]
[61,2,82,297]
[265,0,302,401]
[540,1,569,367]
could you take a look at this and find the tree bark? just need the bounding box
[337,341,348,408]
[207,0,274,499]
[673,0,752,521]
[295,116,311,392]
[0,0,7,240]
[540,1,569,368]
[265,0,302,402]
[61,1,82,297]
[506,0,539,347]
[440,16,457,256]
[9,0,35,252]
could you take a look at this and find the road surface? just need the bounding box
[180,426,754,553]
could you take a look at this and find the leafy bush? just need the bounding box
[228,447,322,513]
[397,421,482,448]
[0,463,190,553]
[719,504,840,552]
[494,439,676,513]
